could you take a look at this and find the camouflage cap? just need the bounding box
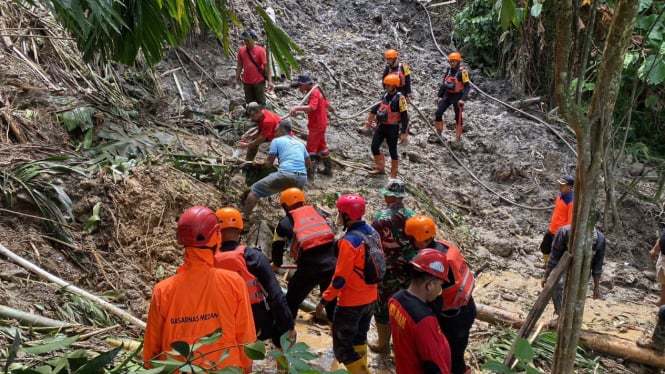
[380,178,407,198]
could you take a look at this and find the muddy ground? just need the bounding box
[1,0,664,373]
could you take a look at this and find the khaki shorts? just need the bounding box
[657,253,665,285]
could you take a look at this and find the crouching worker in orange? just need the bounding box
[214,207,296,351]
[143,206,255,373]
[406,215,476,374]
[316,194,380,374]
[389,249,452,374]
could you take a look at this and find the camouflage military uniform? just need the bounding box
[371,202,417,324]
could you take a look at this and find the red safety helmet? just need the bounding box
[383,74,401,87]
[405,215,436,242]
[410,248,448,280]
[215,207,244,230]
[448,52,462,62]
[336,194,366,220]
[384,49,398,59]
[177,206,220,247]
[280,187,306,207]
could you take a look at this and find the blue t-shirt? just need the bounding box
[269,135,309,174]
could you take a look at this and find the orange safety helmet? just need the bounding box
[177,206,220,247]
[383,74,401,88]
[280,187,306,207]
[448,52,462,62]
[384,49,399,59]
[410,248,448,280]
[405,215,437,242]
[215,207,244,231]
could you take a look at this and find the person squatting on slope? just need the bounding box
[383,48,412,100]
[405,215,476,374]
[244,121,312,219]
[537,175,574,269]
[316,194,381,374]
[389,249,452,374]
[271,187,338,322]
[239,102,281,161]
[363,74,409,178]
[369,179,418,353]
[233,30,273,106]
[213,207,295,349]
[432,51,470,143]
[143,206,255,373]
[541,224,606,313]
[289,74,335,176]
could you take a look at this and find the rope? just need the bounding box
[331,101,381,120]
[416,1,555,211]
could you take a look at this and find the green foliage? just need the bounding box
[482,338,541,374]
[22,0,301,72]
[453,0,502,68]
[480,328,603,373]
[0,157,87,245]
[85,202,102,233]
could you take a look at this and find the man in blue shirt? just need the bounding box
[244,120,311,218]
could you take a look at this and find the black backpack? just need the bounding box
[350,229,386,284]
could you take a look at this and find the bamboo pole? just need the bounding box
[476,302,665,369]
[0,243,146,330]
[0,304,77,328]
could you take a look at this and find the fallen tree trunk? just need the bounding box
[0,243,146,330]
[476,303,665,369]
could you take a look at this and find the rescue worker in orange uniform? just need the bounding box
[143,206,255,373]
[271,187,338,321]
[238,102,282,161]
[383,48,412,100]
[289,74,334,176]
[405,215,476,374]
[316,194,380,374]
[214,207,295,349]
[537,175,574,268]
[432,51,470,142]
[363,74,409,178]
[389,249,452,374]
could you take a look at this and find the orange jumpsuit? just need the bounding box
[143,247,255,372]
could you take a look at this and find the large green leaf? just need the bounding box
[22,335,80,355]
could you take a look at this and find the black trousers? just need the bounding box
[435,93,463,124]
[539,231,555,255]
[438,298,477,374]
[332,302,375,364]
[370,124,399,160]
[286,268,337,321]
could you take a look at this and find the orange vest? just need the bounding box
[378,94,402,125]
[214,245,266,304]
[437,240,475,310]
[444,67,466,94]
[289,205,334,261]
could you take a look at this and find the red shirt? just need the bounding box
[259,109,281,141]
[389,290,452,374]
[237,45,267,85]
[306,88,329,130]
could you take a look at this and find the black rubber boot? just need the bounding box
[320,156,333,176]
